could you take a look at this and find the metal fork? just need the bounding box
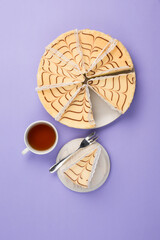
[49,132,98,173]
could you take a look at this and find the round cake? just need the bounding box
[36,29,136,129]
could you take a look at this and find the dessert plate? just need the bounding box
[57,138,110,192]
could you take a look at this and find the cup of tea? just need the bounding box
[22,120,58,155]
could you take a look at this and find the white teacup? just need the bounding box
[22,120,58,155]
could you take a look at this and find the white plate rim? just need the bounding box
[56,138,111,193]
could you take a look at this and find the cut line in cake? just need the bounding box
[88,72,136,113]
[56,84,95,129]
[46,46,81,72]
[36,81,81,91]
[86,38,118,73]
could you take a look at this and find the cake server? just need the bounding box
[49,132,98,173]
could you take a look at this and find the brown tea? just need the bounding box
[27,123,56,151]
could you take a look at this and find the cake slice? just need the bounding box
[88,72,136,113]
[58,85,95,129]
[78,29,133,78]
[78,29,113,72]
[46,30,85,73]
[64,146,101,188]
[37,54,84,88]
[37,83,82,119]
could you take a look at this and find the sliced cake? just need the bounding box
[37,83,82,119]
[78,29,113,72]
[88,72,136,113]
[58,85,95,129]
[37,54,84,87]
[64,146,101,188]
[46,30,85,73]
[78,29,133,78]
[37,29,136,129]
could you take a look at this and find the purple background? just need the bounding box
[0,0,160,239]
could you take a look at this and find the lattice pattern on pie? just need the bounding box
[64,146,101,188]
[37,29,136,129]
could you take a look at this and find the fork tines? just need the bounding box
[88,135,99,144]
[86,131,98,144]
[85,131,96,141]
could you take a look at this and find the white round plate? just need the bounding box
[57,138,110,193]
[90,88,121,128]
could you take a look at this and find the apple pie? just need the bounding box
[37,29,136,128]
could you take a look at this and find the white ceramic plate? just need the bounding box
[57,138,110,193]
[90,88,121,128]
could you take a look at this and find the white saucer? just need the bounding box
[57,138,110,193]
